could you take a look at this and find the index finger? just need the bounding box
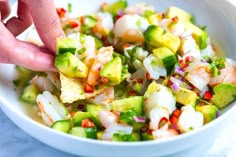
[22,0,65,52]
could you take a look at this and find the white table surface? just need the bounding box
[1,0,236,157]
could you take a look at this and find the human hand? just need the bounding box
[0,0,64,71]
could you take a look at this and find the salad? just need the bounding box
[14,0,236,142]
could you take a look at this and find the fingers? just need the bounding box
[0,0,11,20]
[0,22,57,72]
[5,0,33,36]
[22,0,65,53]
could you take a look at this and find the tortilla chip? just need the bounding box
[59,72,107,103]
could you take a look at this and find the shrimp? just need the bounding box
[209,61,236,87]
[36,91,69,126]
[124,3,155,15]
[46,72,61,90]
[92,12,114,37]
[113,14,149,43]
[102,124,133,141]
[184,59,211,91]
[179,36,201,59]
[159,18,186,37]
[98,110,118,129]
[88,86,114,104]
[32,75,56,93]
[177,105,204,133]
[86,46,113,86]
[152,129,179,140]
[149,107,169,130]
[62,18,81,35]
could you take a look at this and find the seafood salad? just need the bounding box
[14,0,236,142]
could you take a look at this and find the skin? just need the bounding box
[0,0,64,71]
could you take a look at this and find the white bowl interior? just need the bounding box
[0,0,236,157]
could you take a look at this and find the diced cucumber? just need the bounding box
[112,132,140,142]
[102,0,128,16]
[85,104,108,118]
[141,132,153,141]
[81,15,98,34]
[71,127,97,139]
[153,47,177,75]
[144,25,180,53]
[55,52,88,78]
[20,83,40,104]
[51,120,71,133]
[72,111,101,128]
[111,96,143,115]
[56,37,76,55]
[14,66,35,87]
[91,35,104,49]
[100,57,122,85]
[166,6,194,23]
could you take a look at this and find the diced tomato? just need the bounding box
[172,109,181,118]
[146,73,152,80]
[158,117,169,129]
[171,16,179,23]
[170,115,178,129]
[185,56,194,64]
[70,111,76,118]
[128,91,137,96]
[56,8,66,18]
[85,83,94,93]
[68,20,79,28]
[204,91,213,100]
[136,78,143,84]
[146,129,153,135]
[81,118,95,128]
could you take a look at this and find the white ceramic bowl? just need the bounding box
[1,0,236,157]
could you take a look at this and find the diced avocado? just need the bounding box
[174,87,198,106]
[56,37,76,55]
[166,6,194,23]
[212,83,236,109]
[96,131,104,140]
[112,132,140,142]
[51,120,72,133]
[85,104,108,118]
[141,132,153,141]
[55,52,88,78]
[72,111,101,128]
[144,81,162,98]
[185,22,208,49]
[100,57,122,85]
[146,13,163,25]
[144,25,180,53]
[153,47,177,75]
[20,83,40,104]
[111,96,143,115]
[70,127,97,139]
[102,0,128,16]
[196,105,218,124]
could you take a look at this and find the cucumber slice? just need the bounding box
[51,120,71,133]
[72,111,101,128]
[111,96,143,115]
[112,132,141,142]
[153,47,177,75]
[20,83,40,104]
[85,104,108,118]
[71,127,97,139]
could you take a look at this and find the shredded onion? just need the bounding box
[133,116,146,123]
[175,66,185,76]
[171,83,180,92]
[216,110,221,118]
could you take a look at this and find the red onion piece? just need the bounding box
[133,116,146,123]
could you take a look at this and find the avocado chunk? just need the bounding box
[55,52,88,78]
[196,105,218,124]
[111,96,144,115]
[153,47,177,75]
[212,83,236,109]
[100,57,122,85]
[144,25,180,53]
[166,6,194,23]
[174,87,198,106]
[185,22,208,49]
[56,37,76,55]
[102,0,128,16]
[20,83,40,104]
